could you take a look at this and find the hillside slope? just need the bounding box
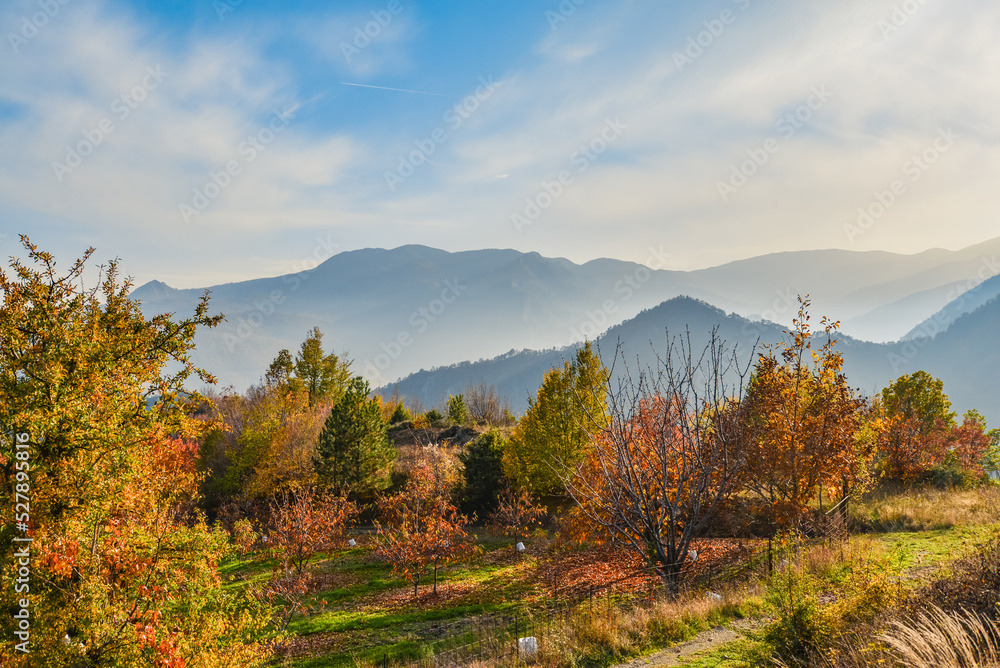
[385,295,995,424]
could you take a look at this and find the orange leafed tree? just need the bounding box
[266,486,357,575]
[375,451,475,596]
[948,414,992,476]
[870,371,993,482]
[875,412,947,480]
[489,485,545,553]
[742,298,866,527]
[875,409,992,482]
[565,329,755,592]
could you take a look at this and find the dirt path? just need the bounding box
[614,620,758,667]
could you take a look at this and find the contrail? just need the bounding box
[340,82,449,97]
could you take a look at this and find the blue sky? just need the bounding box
[2,0,999,288]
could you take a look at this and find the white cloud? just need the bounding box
[2,0,1000,286]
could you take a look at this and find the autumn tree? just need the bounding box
[0,238,273,667]
[946,411,993,479]
[254,487,354,634]
[266,486,356,575]
[742,299,866,526]
[564,330,754,592]
[970,410,1000,474]
[315,376,395,500]
[503,341,610,497]
[375,448,474,596]
[489,486,545,553]
[229,518,258,569]
[249,395,330,497]
[457,430,509,520]
[876,371,958,480]
[198,375,330,507]
[199,389,276,506]
[267,326,351,408]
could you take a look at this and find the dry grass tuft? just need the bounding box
[530,587,755,668]
[878,606,1000,668]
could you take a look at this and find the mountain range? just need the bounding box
[129,239,1000,422]
[388,294,1000,424]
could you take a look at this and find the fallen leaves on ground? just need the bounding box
[535,539,763,600]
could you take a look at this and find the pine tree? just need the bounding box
[458,430,508,519]
[315,376,395,499]
[447,394,470,426]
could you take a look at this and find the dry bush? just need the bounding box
[804,545,839,580]
[465,380,514,426]
[801,539,1000,668]
[391,442,423,480]
[916,538,1000,616]
[751,537,904,667]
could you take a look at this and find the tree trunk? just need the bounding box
[433,558,438,595]
[651,543,682,595]
[656,561,682,595]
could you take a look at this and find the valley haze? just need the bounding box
[130,238,1000,423]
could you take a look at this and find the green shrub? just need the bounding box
[759,563,831,665]
[390,403,412,424]
[754,540,904,666]
[447,394,469,426]
[457,430,508,520]
[423,408,445,427]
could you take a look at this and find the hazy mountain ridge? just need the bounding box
[130,240,1000,401]
[385,295,996,424]
[132,244,683,390]
[903,273,1000,341]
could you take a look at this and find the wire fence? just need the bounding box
[371,538,790,668]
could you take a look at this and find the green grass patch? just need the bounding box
[870,525,997,572]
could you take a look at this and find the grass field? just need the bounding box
[228,486,1000,668]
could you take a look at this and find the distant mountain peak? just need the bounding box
[131,279,177,300]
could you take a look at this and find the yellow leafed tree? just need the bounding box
[0,238,275,667]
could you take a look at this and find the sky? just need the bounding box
[2,0,999,289]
